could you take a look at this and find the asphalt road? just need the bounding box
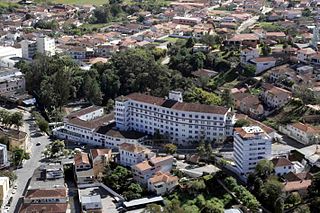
[4,110,52,213]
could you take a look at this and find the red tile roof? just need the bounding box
[90,149,111,160]
[74,152,90,166]
[271,157,293,167]
[19,203,68,213]
[25,188,67,199]
[119,143,150,153]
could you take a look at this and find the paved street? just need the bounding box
[0,109,52,213]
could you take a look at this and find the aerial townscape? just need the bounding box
[0,0,320,212]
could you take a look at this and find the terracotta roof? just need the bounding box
[149,172,178,184]
[19,203,68,213]
[290,122,319,134]
[67,106,102,118]
[90,149,111,160]
[120,93,229,115]
[119,143,150,153]
[253,57,276,63]
[234,126,266,139]
[262,83,292,96]
[236,114,275,134]
[266,32,286,37]
[25,188,67,199]
[298,48,316,55]
[228,33,259,41]
[74,152,90,166]
[133,160,152,171]
[67,113,114,130]
[149,156,174,165]
[284,172,312,182]
[271,157,293,167]
[283,180,311,192]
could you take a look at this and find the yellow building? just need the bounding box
[0,176,9,202]
[0,129,28,151]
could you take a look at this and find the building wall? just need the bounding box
[37,36,55,56]
[274,165,294,176]
[115,99,234,145]
[0,144,8,166]
[0,177,9,201]
[119,148,155,167]
[234,132,272,175]
[256,61,276,74]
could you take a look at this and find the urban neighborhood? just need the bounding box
[0,0,319,212]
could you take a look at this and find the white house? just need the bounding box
[132,156,174,185]
[271,157,295,176]
[115,91,235,146]
[74,152,94,185]
[118,143,155,167]
[21,35,55,59]
[260,84,292,108]
[0,67,25,97]
[250,57,277,75]
[234,126,272,176]
[147,172,178,195]
[279,122,320,145]
[52,106,147,149]
[240,47,259,63]
[297,48,316,63]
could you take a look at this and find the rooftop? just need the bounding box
[95,123,146,139]
[271,157,293,167]
[149,172,178,184]
[19,203,68,213]
[29,165,65,190]
[119,143,151,153]
[25,188,67,199]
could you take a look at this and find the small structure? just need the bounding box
[148,172,178,195]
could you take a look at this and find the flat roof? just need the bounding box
[123,196,163,208]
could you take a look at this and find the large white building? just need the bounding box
[115,91,235,145]
[118,143,155,167]
[53,106,146,149]
[233,126,272,176]
[0,68,25,97]
[21,35,55,59]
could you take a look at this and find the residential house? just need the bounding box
[74,152,94,185]
[225,33,259,48]
[297,48,316,63]
[0,67,26,97]
[90,149,112,179]
[240,47,259,63]
[279,122,320,145]
[250,57,277,75]
[233,93,264,119]
[132,156,174,185]
[260,84,292,108]
[282,172,312,196]
[0,129,28,151]
[271,157,294,176]
[265,32,286,40]
[119,143,155,167]
[172,17,201,26]
[147,172,178,195]
[79,187,103,212]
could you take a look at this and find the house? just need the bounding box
[297,48,316,63]
[0,67,26,97]
[233,93,264,119]
[265,32,286,40]
[79,187,103,212]
[0,177,9,203]
[250,57,277,75]
[0,129,28,151]
[74,152,94,185]
[271,157,294,176]
[279,122,320,145]
[240,47,259,63]
[172,17,201,26]
[282,172,312,196]
[90,149,112,179]
[225,33,259,48]
[132,156,174,185]
[260,84,292,108]
[147,172,178,195]
[119,143,155,167]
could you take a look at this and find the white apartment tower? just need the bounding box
[21,35,55,59]
[233,126,272,176]
[115,91,235,145]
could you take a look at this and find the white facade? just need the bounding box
[36,36,55,56]
[52,106,146,149]
[240,48,259,63]
[0,144,8,167]
[297,48,316,63]
[0,177,9,202]
[251,57,277,75]
[147,172,178,195]
[272,158,295,176]
[234,126,272,176]
[260,86,292,108]
[21,36,55,59]
[279,122,319,145]
[115,91,235,145]
[119,143,155,167]
[0,68,25,97]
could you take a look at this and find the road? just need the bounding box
[2,109,52,213]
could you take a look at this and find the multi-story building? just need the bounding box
[132,156,174,185]
[90,149,112,179]
[233,126,272,176]
[115,91,235,145]
[271,157,294,176]
[119,143,155,167]
[279,122,320,145]
[21,35,55,59]
[260,84,292,109]
[0,144,8,168]
[53,106,146,149]
[0,177,9,203]
[0,68,25,97]
[36,35,56,56]
[19,164,69,213]
[74,152,94,185]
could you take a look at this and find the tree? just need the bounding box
[0,170,17,183]
[164,143,177,154]
[103,166,132,192]
[83,75,103,105]
[274,197,284,213]
[0,136,9,148]
[293,85,317,105]
[308,172,320,197]
[142,204,163,213]
[234,119,250,127]
[196,140,206,157]
[261,43,271,56]
[191,52,206,70]
[53,66,71,110]
[310,197,320,213]
[302,8,311,17]
[188,179,206,196]
[123,183,143,200]
[286,192,301,206]
[50,140,65,157]
[12,148,26,166]
[186,37,195,48]
[261,179,284,209]
[221,89,234,108]
[204,198,224,213]
[10,112,23,131]
[242,64,256,77]
[255,159,274,179]
[37,118,49,132]
[294,205,310,213]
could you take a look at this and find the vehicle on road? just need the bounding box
[36,142,41,146]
